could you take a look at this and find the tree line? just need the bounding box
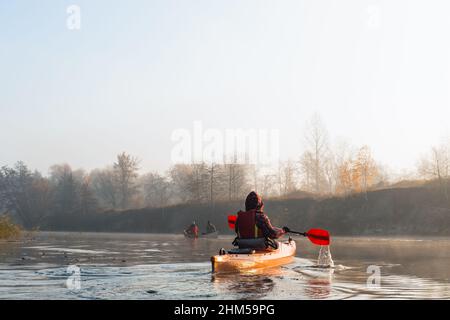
[0,153,255,228]
[1,115,449,229]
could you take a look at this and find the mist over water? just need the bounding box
[0,232,449,299]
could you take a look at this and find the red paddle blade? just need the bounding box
[306,229,330,246]
[227,215,237,230]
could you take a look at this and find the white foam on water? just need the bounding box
[23,246,119,255]
[317,245,334,268]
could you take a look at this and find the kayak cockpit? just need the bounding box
[226,248,256,254]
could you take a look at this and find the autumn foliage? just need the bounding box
[336,146,379,196]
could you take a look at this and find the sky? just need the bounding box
[1,0,450,175]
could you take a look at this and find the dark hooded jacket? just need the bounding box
[236,191,285,240]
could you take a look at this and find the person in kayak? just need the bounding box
[185,221,199,238]
[234,191,288,249]
[206,220,217,234]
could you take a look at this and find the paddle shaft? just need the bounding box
[288,230,307,236]
[288,230,330,242]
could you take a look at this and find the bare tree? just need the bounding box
[374,163,390,188]
[301,114,330,194]
[208,163,216,206]
[323,152,336,195]
[225,162,236,201]
[141,172,171,208]
[169,163,210,204]
[91,168,119,209]
[29,170,52,222]
[49,164,80,216]
[78,175,98,215]
[334,140,355,196]
[169,164,194,203]
[224,159,250,201]
[352,146,378,199]
[418,140,449,199]
[336,159,353,196]
[260,172,277,197]
[113,152,140,209]
[206,162,227,208]
[299,151,314,192]
[190,162,209,203]
[0,162,50,228]
[277,160,297,197]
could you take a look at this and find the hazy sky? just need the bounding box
[1,0,450,175]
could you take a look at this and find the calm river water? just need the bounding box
[0,232,449,299]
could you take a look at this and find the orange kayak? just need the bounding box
[211,239,296,273]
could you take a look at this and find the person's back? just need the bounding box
[206,221,216,234]
[235,192,286,244]
[186,221,199,237]
[192,224,199,236]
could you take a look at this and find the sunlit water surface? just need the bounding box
[0,232,449,299]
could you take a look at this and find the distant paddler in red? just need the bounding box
[184,221,199,239]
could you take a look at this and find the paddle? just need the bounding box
[227,215,330,245]
[286,228,330,246]
[228,215,237,229]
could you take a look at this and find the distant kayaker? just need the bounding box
[206,220,217,234]
[185,221,199,238]
[235,191,288,242]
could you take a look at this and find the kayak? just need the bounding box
[200,231,219,239]
[183,231,198,239]
[184,231,218,239]
[211,239,296,273]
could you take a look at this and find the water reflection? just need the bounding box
[300,270,332,298]
[212,271,278,299]
[211,264,337,300]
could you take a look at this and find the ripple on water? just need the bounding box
[2,234,450,300]
[23,246,119,255]
[0,261,449,300]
